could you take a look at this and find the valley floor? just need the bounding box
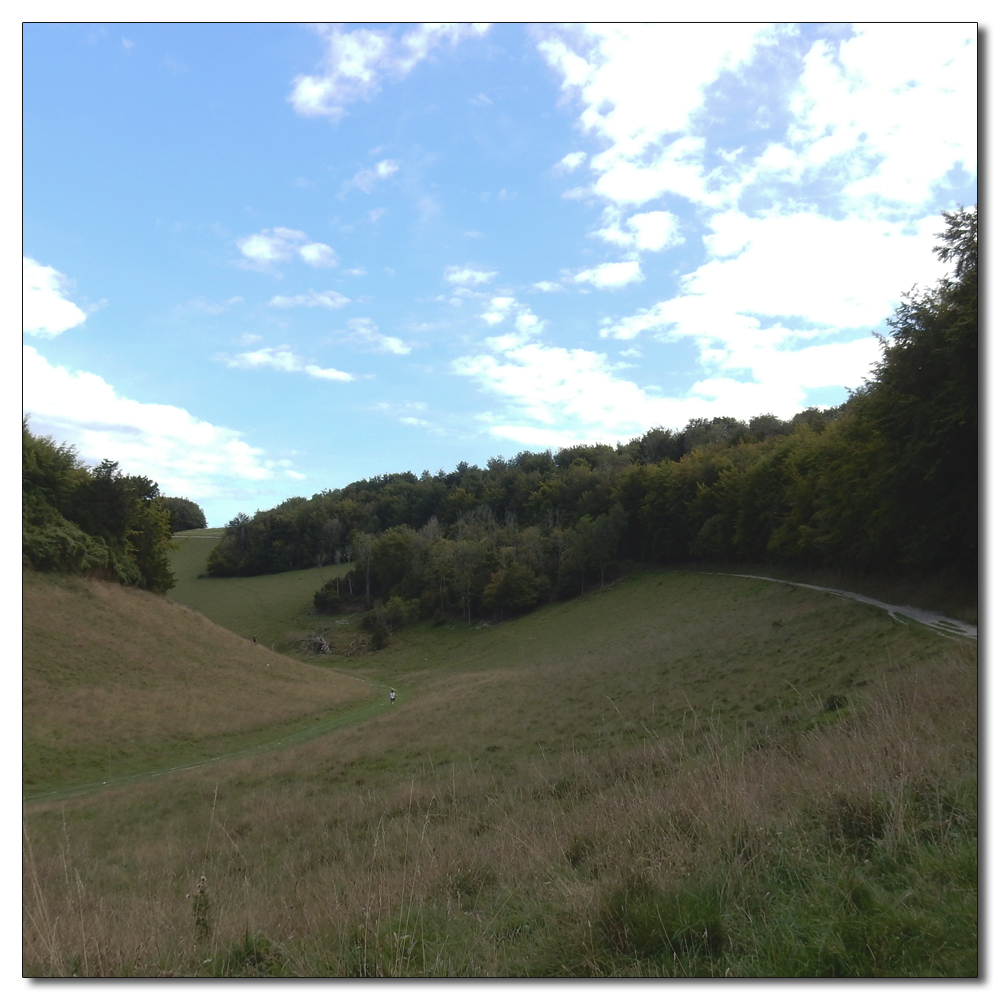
[23,567,978,977]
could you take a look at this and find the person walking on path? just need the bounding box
[390,688,396,706]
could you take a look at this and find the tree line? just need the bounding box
[22,422,206,593]
[24,207,974,611]
[206,207,976,626]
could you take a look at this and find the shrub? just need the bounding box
[361,596,418,648]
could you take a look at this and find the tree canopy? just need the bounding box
[161,496,208,533]
[206,207,976,626]
[22,421,176,593]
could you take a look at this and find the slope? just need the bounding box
[22,569,373,796]
[23,568,977,977]
[167,530,344,650]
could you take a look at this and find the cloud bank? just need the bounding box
[22,346,293,501]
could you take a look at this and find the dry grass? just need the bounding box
[22,570,977,976]
[22,648,976,976]
[23,570,372,792]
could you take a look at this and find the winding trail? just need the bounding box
[26,573,974,806]
[704,572,977,641]
[23,670,402,807]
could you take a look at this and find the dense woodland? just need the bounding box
[204,207,977,625]
[23,208,976,616]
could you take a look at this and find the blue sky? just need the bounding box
[22,21,978,527]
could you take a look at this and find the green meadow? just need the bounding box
[166,531,346,649]
[22,539,977,977]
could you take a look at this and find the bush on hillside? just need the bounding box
[361,596,418,649]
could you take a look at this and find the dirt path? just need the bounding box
[23,671,400,807]
[707,572,977,641]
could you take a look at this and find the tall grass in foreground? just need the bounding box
[23,647,976,977]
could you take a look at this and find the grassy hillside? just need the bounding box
[23,568,977,977]
[168,531,347,651]
[23,570,373,797]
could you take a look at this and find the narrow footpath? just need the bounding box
[26,575,974,806]
[706,572,977,641]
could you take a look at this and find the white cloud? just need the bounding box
[586,222,960,441]
[349,159,400,193]
[552,150,587,175]
[23,345,278,498]
[452,326,884,449]
[373,399,436,429]
[592,210,946,411]
[236,227,303,265]
[690,211,947,328]
[531,280,564,292]
[344,317,413,355]
[236,227,338,270]
[573,261,644,289]
[218,344,354,381]
[303,365,352,381]
[444,264,497,286]
[290,23,490,121]
[184,296,243,314]
[594,209,683,252]
[535,23,776,208]
[454,339,712,446]
[479,296,546,338]
[455,341,651,433]
[299,242,339,268]
[23,257,89,337]
[780,25,977,212]
[480,296,516,325]
[589,208,955,451]
[537,23,975,221]
[268,290,351,309]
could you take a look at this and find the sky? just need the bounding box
[22,21,978,528]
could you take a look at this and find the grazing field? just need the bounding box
[23,567,977,977]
